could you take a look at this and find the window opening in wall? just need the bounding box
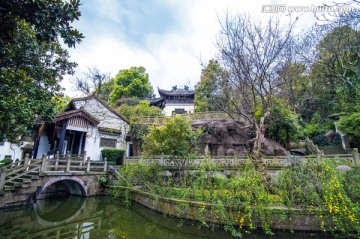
[172,108,186,116]
[100,138,117,148]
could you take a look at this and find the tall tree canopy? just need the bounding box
[194,59,228,112]
[0,0,82,142]
[110,66,153,104]
[291,23,360,138]
[311,25,360,114]
[0,0,84,47]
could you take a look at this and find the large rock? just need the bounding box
[261,138,287,156]
[193,120,288,156]
[324,130,336,143]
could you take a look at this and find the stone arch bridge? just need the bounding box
[0,153,107,208]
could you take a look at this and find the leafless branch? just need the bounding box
[71,66,110,96]
[215,13,297,158]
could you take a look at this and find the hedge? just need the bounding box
[101,148,125,165]
[0,158,12,167]
[312,132,342,146]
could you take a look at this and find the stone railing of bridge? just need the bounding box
[125,149,360,169]
[0,152,107,192]
[305,137,324,155]
[136,111,245,125]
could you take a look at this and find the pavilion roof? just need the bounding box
[158,87,194,97]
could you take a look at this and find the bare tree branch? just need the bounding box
[215,13,297,162]
[71,66,110,96]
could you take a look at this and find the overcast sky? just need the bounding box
[61,0,351,97]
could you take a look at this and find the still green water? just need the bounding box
[0,196,331,239]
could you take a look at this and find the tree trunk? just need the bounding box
[252,111,270,172]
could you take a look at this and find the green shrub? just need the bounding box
[101,148,125,165]
[118,162,161,188]
[312,132,342,146]
[341,168,360,202]
[312,134,329,146]
[332,133,342,145]
[0,158,12,166]
[303,113,334,138]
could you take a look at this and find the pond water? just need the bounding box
[0,196,332,239]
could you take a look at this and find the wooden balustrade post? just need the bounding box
[66,151,71,172]
[54,151,59,171]
[86,157,91,172]
[103,158,108,172]
[81,151,86,169]
[234,155,238,168]
[40,154,47,173]
[0,168,6,191]
[98,218,102,230]
[14,158,19,168]
[353,148,360,168]
[10,159,15,169]
[23,153,30,171]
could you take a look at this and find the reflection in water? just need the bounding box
[0,196,332,239]
[35,196,85,224]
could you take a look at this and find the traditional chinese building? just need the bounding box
[33,95,129,160]
[158,86,195,116]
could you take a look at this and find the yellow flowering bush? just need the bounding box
[276,160,360,237]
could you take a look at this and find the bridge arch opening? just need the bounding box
[37,177,88,201]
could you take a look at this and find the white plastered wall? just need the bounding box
[36,133,51,159]
[84,126,125,161]
[0,142,23,161]
[163,103,195,117]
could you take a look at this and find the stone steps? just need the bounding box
[13,178,32,184]
[3,171,40,191]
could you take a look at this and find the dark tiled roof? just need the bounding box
[164,99,194,104]
[147,97,165,104]
[158,88,195,97]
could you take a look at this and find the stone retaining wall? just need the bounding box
[116,186,324,232]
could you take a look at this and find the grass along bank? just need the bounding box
[108,158,360,238]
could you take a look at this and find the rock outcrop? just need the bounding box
[193,120,287,156]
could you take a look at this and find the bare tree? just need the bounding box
[72,66,110,96]
[316,1,360,24]
[215,14,297,168]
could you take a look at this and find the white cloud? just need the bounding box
[61,0,339,97]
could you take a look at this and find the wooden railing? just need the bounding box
[43,151,107,173]
[136,111,246,125]
[125,149,360,169]
[0,152,107,191]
